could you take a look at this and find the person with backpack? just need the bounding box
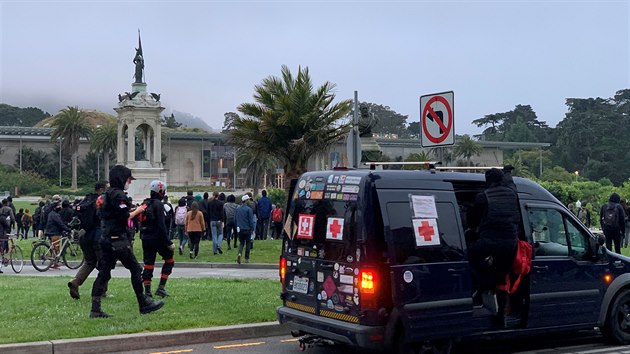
[21,209,32,239]
[32,201,44,239]
[39,195,61,239]
[600,193,626,254]
[174,198,188,255]
[163,196,174,241]
[222,194,238,250]
[271,205,284,240]
[139,180,175,298]
[89,165,164,318]
[68,181,108,300]
[15,208,24,238]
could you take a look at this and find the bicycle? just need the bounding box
[30,228,84,272]
[1,235,24,273]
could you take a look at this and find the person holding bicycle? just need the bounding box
[139,180,175,298]
[44,200,71,269]
[89,165,164,318]
[0,200,15,274]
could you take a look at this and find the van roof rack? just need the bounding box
[434,166,503,171]
[365,161,442,170]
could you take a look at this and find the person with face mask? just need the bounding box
[89,165,164,318]
[139,180,175,298]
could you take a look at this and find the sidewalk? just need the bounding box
[0,322,286,354]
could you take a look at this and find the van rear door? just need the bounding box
[377,186,473,341]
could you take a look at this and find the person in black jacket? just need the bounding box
[468,168,519,327]
[600,193,626,254]
[59,200,75,224]
[89,165,163,318]
[68,181,107,300]
[140,180,175,298]
[44,200,71,269]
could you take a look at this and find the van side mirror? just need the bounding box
[589,233,606,260]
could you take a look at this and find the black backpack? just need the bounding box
[602,203,619,229]
[76,194,99,231]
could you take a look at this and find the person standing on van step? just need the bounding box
[600,193,626,254]
[235,194,255,264]
[89,165,164,318]
[140,180,175,298]
[68,181,108,300]
[468,168,519,327]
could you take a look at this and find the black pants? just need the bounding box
[141,240,174,286]
[71,228,103,286]
[604,229,622,254]
[225,222,237,248]
[238,230,252,260]
[188,231,202,257]
[91,236,143,302]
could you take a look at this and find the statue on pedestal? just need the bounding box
[133,31,144,83]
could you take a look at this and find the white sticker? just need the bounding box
[340,274,354,285]
[327,175,334,183]
[334,263,339,271]
[317,271,324,282]
[298,180,306,189]
[326,217,345,241]
[411,195,438,219]
[412,218,441,246]
[345,176,362,185]
[341,185,360,194]
[403,270,414,283]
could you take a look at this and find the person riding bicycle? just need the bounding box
[89,165,164,318]
[139,180,175,298]
[44,200,71,269]
[67,181,108,300]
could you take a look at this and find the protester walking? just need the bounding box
[21,209,32,239]
[271,205,284,240]
[600,193,626,254]
[223,194,238,250]
[256,190,272,240]
[235,195,255,264]
[185,201,205,259]
[89,165,163,318]
[174,198,188,255]
[207,191,224,255]
[68,181,107,300]
[140,180,175,298]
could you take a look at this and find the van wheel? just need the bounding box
[603,289,630,344]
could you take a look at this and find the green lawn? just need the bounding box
[0,276,281,344]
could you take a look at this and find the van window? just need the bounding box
[387,202,464,264]
[288,198,357,262]
[530,208,568,257]
[566,217,591,261]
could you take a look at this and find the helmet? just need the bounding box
[149,180,167,197]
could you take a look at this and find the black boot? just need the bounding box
[155,285,169,298]
[144,284,152,298]
[90,297,111,318]
[139,295,164,315]
[68,280,80,300]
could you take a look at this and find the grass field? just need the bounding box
[9,200,282,264]
[0,276,281,344]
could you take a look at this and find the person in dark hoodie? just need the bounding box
[139,180,175,298]
[468,168,519,327]
[600,192,626,254]
[89,165,163,318]
[44,200,71,269]
[59,199,75,224]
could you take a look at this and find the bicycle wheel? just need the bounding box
[10,245,24,273]
[63,242,84,269]
[31,242,54,272]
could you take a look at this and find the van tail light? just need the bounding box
[359,268,378,310]
[280,257,287,289]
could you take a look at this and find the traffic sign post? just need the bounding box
[419,91,454,148]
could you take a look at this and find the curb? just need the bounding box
[0,322,286,354]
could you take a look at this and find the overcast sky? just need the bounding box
[1,0,628,136]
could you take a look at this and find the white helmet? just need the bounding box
[149,180,166,196]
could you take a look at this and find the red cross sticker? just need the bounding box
[297,214,315,239]
[326,217,344,241]
[412,219,440,246]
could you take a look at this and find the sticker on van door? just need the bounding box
[297,214,315,239]
[412,218,440,246]
[326,217,345,241]
[410,195,438,219]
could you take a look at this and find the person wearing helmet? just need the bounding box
[139,180,175,298]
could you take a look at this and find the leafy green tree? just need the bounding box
[453,135,482,166]
[222,112,240,133]
[161,113,182,128]
[407,121,421,138]
[91,123,117,178]
[229,65,352,187]
[473,105,550,142]
[503,155,534,178]
[0,104,50,126]
[17,147,56,179]
[402,151,432,170]
[50,106,92,190]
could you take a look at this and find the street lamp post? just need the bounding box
[18,119,23,174]
[574,170,579,182]
[59,138,62,187]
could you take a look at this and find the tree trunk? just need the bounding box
[104,153,110,181]
[71,152,78,190]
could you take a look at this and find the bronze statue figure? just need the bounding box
[133,31,144,83]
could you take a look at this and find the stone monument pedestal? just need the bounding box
[126,164,169,202]
[360,135,382,166]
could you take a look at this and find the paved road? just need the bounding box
[120,331,630,354]
[2,264,278,279]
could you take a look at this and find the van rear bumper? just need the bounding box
[277,306,385,350]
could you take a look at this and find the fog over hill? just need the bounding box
[169,110,215,132]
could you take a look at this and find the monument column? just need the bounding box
[127,122,136,166]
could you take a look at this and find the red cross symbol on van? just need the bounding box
[326,218,344,240]
[418,221,435,242]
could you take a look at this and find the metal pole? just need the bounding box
[59,139,62,187]
[18,119,22,174]
[353,91,359,168]
[233,150,237,190]
[97,153,100,181]
[539,148,543,177]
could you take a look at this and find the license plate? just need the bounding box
[293,276,309,294]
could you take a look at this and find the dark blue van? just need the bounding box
[276,169,630,353]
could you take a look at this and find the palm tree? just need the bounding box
[91,123,117,178]
[403,151,432,170]
[229,65,352,190]
[50,106,92,189]
[453,135,482,166]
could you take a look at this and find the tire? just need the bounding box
[10,245,24,273]
[63,242,84,269]
[31,242,54,272]
[603,289,630,344]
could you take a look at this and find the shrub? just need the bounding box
[0,169,50,195]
